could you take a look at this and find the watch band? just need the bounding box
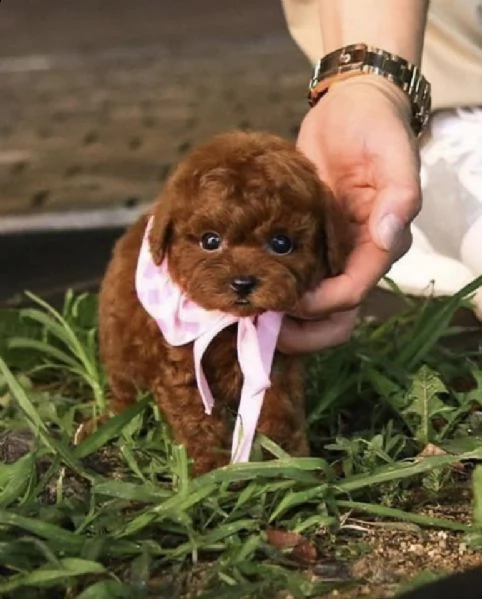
[308,44,432,136]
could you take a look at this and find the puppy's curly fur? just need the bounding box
[99,131,346,474]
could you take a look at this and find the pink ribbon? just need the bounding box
[135,218,283,463]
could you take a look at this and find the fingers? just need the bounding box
[298,226,412,316]
[277,308,359,354]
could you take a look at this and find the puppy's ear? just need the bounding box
[148,194,173,265]
[322,187,350,277]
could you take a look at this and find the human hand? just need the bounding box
[278,76,421,353]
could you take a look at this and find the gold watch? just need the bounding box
[308,43,432,136]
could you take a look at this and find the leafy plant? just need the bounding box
[0,278,481,597]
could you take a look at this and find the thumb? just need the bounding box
[369,147,422,253]
[370,187,419,254]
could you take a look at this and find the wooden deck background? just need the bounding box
[0,0,308,218]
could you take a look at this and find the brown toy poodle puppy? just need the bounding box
[99,130,346,475]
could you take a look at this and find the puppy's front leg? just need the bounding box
[153,383,232,475]
[256,359,309,457]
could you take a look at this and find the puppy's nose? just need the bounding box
[230,275,258,296]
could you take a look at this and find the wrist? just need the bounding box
[308,44,431,136]
[329,74,412,120]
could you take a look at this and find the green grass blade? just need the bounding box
[0,558,106,593]
[166,519,259,559]
[269,485,327,522]
[22,294,104,406]
[73,395,150,459]
[0,454,35,508]
[258,434,292,459]
[396,276,482,369]
[336,500,471,532]
[93,479,170,503]
[18,308,73,347]
[192,519,258,546]
[336,449,482,495]
[191,457,326,488]
[293,514,337,534]
[0,357,48,433]
[117,483,218,537]
[232,480,294,512]
[120,458,328,538]
[0,357,89,477]
[76,580,129,599]
[472,465,482,529]
[198,583,263,599]
[8,337,80,368]
[0,511,85,552]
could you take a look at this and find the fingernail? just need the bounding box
[376,214,404,251]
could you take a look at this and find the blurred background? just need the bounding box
[0,0,308,306]
[3,1,476,328]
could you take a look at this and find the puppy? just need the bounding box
[99,131,346,475]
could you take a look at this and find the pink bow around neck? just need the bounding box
[135,218,283,463]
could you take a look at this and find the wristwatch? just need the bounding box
[308,43,432,136]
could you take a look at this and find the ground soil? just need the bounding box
[325,503,481,598]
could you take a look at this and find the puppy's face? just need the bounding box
[149,131,345,316]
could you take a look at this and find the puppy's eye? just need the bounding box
[267,234,294,255]
[200,231,222,251]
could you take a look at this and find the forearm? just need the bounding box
[318,0,429,65]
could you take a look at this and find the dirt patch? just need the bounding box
[297,497,481,598]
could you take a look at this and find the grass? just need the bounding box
[1,280,482,597]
